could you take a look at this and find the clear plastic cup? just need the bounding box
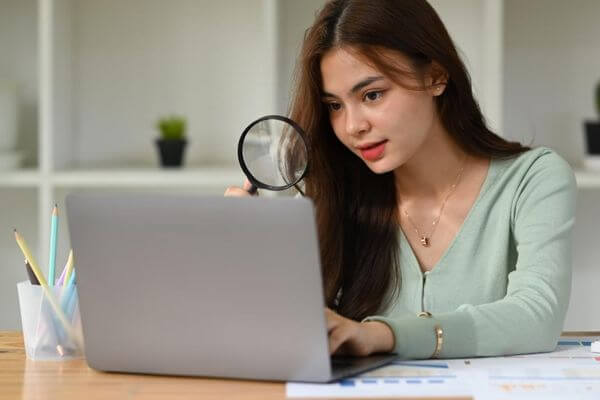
[16,281,84,360]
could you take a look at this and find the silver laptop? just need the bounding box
[66,193,397,382]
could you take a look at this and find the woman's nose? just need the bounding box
[345,107,370,136]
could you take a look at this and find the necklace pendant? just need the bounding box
[420,236,430,247]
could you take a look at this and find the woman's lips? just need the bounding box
[359,140,388,161]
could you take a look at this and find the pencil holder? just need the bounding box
[17,281,84,360]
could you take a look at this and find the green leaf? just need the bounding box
[157,115,187,140]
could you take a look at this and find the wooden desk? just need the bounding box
[1,331,289,400]
[3,331,596,400]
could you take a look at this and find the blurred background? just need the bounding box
[1,0,599,331]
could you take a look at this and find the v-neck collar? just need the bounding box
[399,156,499,277]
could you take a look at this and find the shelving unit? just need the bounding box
[34,0,280,258]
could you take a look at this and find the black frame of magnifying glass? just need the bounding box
[237,114,310,192]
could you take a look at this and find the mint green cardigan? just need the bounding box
[364,147,577,359]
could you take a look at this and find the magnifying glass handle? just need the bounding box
[247,184,258,196]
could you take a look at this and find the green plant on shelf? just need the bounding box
[157,115,187,141]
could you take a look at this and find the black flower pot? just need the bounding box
[585,121,600,155]
[155,138,188,167]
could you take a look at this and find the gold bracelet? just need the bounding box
[432,325,443,358]
[417,312,443,358]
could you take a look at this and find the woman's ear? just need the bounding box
[427,61,448,96]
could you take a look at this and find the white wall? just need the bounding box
[0,0,38,330]
[567,191,600,331]
[429,0,504,134]
[504,0,600,331]
[504,0,600,165]
[276,0,327,114]
[0,189,38,329]
[0,0,38,166]
[429,0,484,105]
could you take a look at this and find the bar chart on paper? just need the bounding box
[286,360,473,398]
[465,338,600,399]
[286,337,600,399]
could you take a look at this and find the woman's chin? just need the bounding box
[364,159,395,174]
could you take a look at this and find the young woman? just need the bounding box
[226,0,576,360]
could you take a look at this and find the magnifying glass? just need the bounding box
[237,115,309,195]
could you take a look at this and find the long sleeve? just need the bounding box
[364,150,577,359]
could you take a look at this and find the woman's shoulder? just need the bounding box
[485,147,576,220]
[497,146,569,169]
[493,146,575,188]
[490,147,577,224]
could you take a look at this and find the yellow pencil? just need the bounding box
[14,229,83,350]
[63,250,74,290]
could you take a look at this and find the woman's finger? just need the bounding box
[242,179,259,196]
[327,317,339,333]
[328,326,349,355]
[325,308,340,333]
[224,186,251,197]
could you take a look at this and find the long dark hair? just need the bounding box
[287,0,529,321]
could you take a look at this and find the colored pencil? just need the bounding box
[63,250,74,289]
[48,205,59,286]
[24,259,39,285]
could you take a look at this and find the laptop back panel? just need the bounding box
[66,193,332,382]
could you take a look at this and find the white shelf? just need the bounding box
[1,168,598,190]
[0,167,243,188]
[574,170,600,189]
[0,169,41,187]
[51,167,243,188]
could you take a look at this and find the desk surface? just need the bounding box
[1,331,290,400]
[3,331,597,400]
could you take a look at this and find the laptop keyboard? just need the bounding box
[330,354,398,380]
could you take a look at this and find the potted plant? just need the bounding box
[584,80,600,170]
[155,115,188,168]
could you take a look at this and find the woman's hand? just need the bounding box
[224,179,255,197]
[325,308,395,356]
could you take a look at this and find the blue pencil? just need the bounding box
[59,269,78,347]
[66,269,76,288]
[48,205,58,286]
[60,269,76,306]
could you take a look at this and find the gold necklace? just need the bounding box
[400,156,467,247]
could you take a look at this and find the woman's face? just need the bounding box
[320,47,442,174]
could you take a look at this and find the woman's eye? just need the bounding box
[365,91,383,102]
[328,102,342,112]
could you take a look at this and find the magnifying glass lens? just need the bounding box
[238,116,308,192]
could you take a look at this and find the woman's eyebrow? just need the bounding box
[322,76,384,98]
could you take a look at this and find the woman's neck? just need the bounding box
[393,121,470,203]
